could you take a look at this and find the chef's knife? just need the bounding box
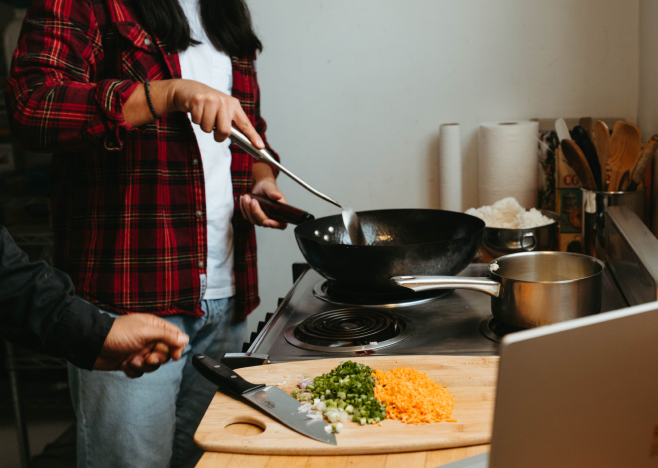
[192,354,336,445]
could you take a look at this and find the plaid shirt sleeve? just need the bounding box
[6,0,140,153]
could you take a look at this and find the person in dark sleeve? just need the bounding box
[0,225,189,377]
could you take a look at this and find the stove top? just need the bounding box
[246,263,629,363]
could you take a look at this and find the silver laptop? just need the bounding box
[442,301,658,468]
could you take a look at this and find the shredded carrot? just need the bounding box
[373,367,455,425]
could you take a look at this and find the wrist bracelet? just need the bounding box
[143,80,159,120]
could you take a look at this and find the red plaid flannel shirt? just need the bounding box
[6,0,278,319]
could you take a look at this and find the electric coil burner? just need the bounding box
[313,280,451,308]
[479,317,524,343]
[285,308,414,353]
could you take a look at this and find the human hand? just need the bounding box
[94,314,189,378]
[123,79,263,148]
[170,79,264,147]
[240,162,288,230]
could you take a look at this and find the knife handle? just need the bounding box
[192,354,265,395]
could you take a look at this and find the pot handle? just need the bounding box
[521,231,537,251]
[391,276,501,297]
[235,194,315,225]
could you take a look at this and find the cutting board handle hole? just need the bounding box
[223,416,266,436]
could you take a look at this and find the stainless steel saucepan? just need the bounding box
[392,251,604,329]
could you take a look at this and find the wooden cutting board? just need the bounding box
[194,356,498,456]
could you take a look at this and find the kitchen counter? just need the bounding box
[195,423,489,467]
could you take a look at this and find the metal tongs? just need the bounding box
[230,127,365,245]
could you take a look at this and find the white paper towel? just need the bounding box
[438,123,462,211]
[478,120,539,209]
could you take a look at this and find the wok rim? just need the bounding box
[294,208,486,248]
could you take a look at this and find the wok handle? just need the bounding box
[236,194,315,225]
[391,276,501,297]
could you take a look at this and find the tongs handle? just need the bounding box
[229,127,342,209]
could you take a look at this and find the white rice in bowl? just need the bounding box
[465,197,553,229]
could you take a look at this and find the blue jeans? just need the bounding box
[68,298,246,468]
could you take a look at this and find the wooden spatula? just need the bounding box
[561,140,599,191]
[620,135,658,191]
[609,121,642,191]
[593,121,610,190]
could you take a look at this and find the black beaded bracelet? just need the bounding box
[143,80,159,120]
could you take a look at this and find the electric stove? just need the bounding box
[228,261,628,365]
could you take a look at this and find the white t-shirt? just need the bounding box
[179,0,235,299]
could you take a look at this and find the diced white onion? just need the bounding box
[297,403,312,413]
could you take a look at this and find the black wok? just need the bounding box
[247,194,485,292]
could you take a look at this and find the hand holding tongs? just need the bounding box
[229,127,341,208]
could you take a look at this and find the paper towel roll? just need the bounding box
[438,123,462,211]
[478,120,539,209]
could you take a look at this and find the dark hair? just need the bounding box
[133,0,263,57]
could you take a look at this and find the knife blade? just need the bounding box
[192,354,336,445]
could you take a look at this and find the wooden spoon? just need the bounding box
[609,121,642,191]
[561,140,599,191]
[621,135,658,191]
[593,121,610,189]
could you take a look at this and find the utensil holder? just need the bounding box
[581,188,645,259]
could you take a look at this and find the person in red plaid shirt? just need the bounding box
[6,0,286,466]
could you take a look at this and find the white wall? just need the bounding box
[246,0,640,332]
[639,0,658,138]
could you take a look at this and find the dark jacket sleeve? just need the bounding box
[0,226,114,370]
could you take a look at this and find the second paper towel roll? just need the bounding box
[478,120,539,209]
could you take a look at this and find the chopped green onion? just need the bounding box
[293,360,387,428]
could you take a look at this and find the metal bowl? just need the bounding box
[482,210,559,258]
